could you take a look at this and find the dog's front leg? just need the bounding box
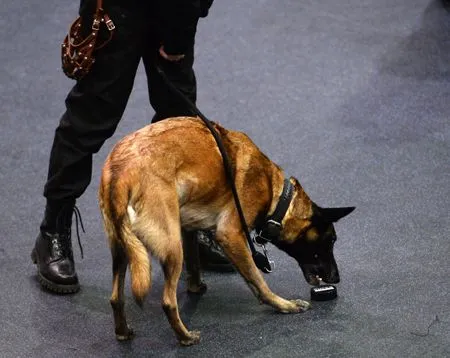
[216,225,311,314]
[182,230,207,294]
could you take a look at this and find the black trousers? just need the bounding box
[44,1,198,203]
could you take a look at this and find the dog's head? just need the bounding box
[275,204,354,286]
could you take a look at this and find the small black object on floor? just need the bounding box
[311,285,338,301]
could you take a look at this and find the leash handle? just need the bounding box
[155,66,264,261]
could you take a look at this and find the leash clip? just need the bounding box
[252,232,274,273]
[254,232,268,246]
[254,228,273,245]
[261,244,274,273]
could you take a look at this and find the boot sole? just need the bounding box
[31,249,80,294]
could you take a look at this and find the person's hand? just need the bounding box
[159,46,185,62]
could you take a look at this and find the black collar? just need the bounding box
[255,178,294,245]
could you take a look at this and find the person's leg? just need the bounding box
[32,2,145,293]
[147,53,197,122]
[142,24,197,123]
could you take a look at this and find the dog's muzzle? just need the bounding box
[300,264,340,285]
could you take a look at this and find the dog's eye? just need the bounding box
[313,253,319,260]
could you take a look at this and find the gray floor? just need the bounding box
[1,0,449,357]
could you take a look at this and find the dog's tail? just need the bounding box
[100,172,151,307]
[120,218,151,307]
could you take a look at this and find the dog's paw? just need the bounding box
[115,326,135,341]
[187,281,207,295]
[278,299,312,313]
[179,330,201,346]
[290,299,312,313]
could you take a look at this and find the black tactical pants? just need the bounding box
[44,1,198,203]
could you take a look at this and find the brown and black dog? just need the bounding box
[98,117,354,345]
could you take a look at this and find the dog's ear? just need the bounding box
[319,207,355,223]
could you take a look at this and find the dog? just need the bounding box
[98,117,354,345]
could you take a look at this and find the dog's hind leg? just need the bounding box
[100,198,136,341]
[109,240,135,341]
[104,203,151,341]
[132,183,200,345]
[215,217,311,314]
[182,230,207,295]
[160,233,201,346]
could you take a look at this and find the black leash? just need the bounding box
[156,66,273,273]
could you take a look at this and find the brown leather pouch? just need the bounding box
[61,0,115,80]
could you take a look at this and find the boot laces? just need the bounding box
[53,205,86,259]
[51,236,63,257]
[72,205,85,259]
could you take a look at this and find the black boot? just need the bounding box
[31,201,80,294]
[197,231,235,273]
